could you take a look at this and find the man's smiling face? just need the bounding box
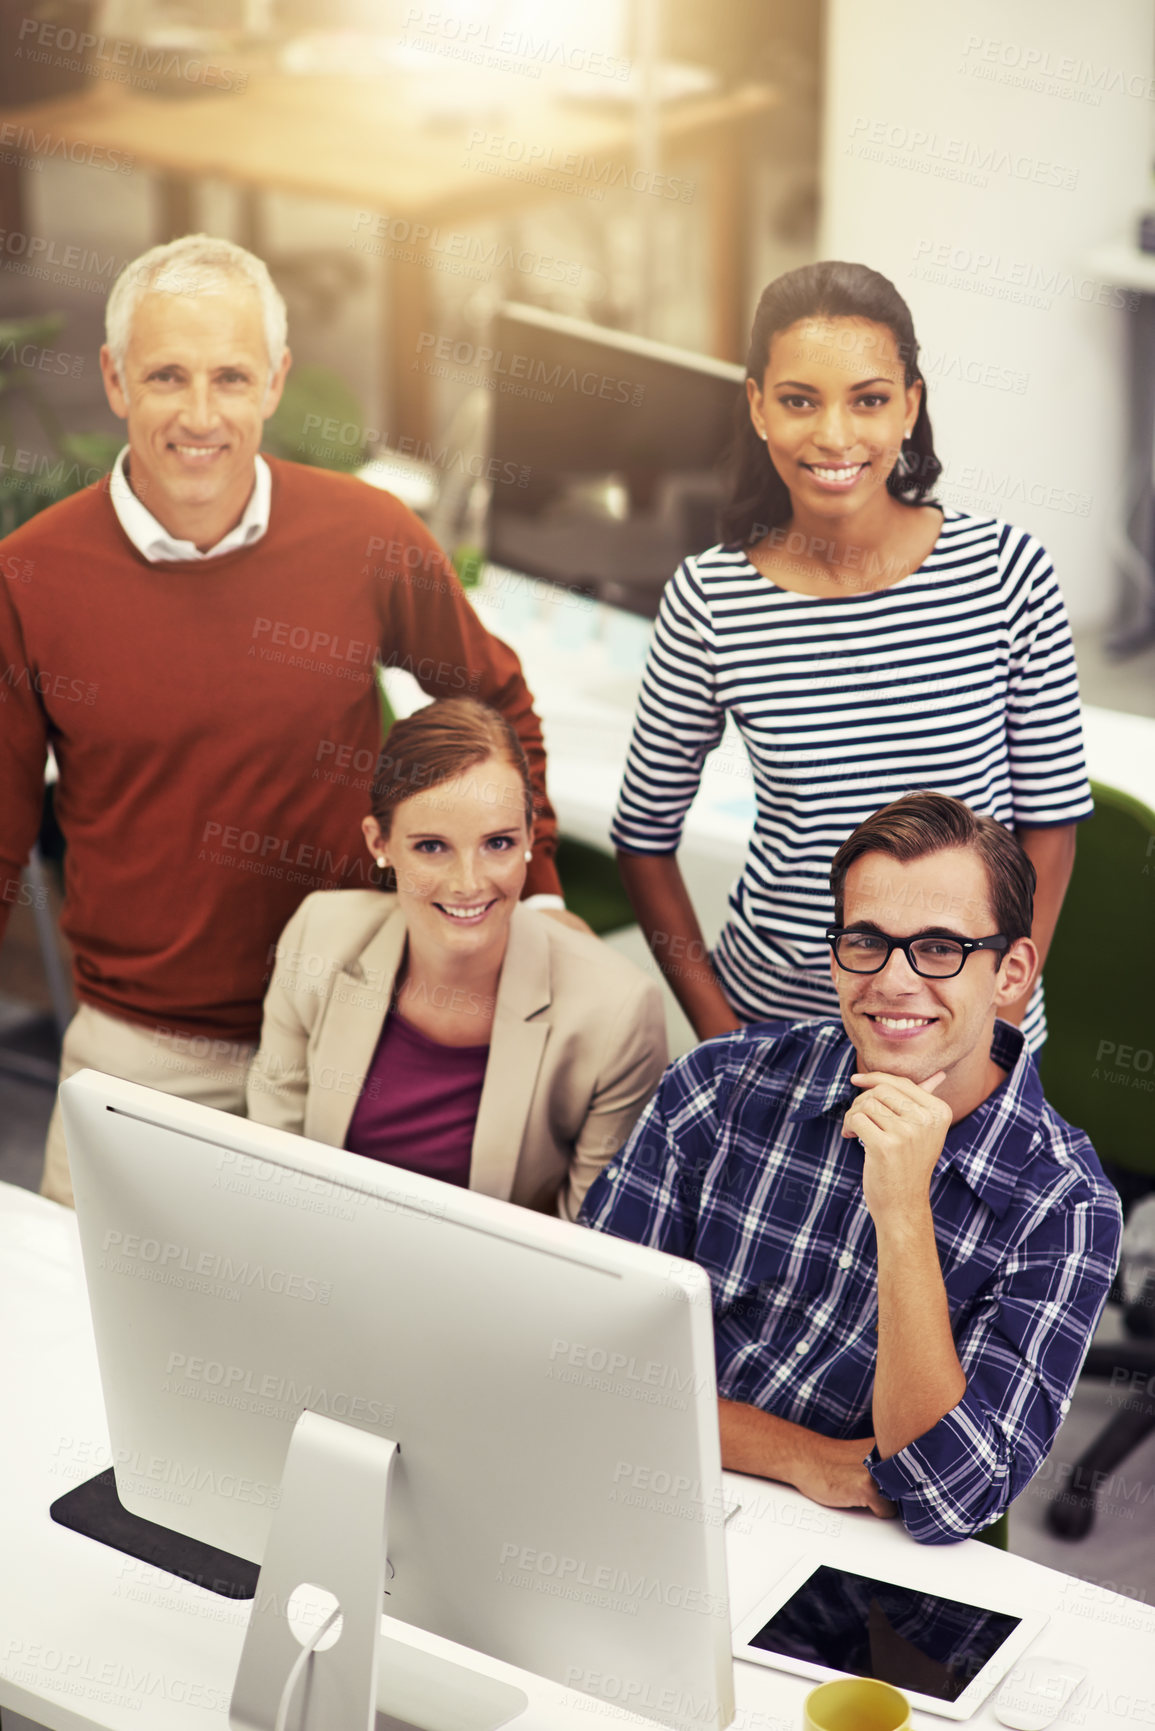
[100,288,289,547]
[832,846,1031,1091]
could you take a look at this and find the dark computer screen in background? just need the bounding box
[487,303,746,619]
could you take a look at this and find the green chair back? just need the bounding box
[554,837,637,936]
[1036,783,1155,1177]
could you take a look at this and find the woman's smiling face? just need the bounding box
[369,754,531,965]
[747,316,921,520]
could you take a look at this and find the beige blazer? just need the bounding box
[246,891,667,1221]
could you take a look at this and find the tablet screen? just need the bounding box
[745,1564,1022,1703]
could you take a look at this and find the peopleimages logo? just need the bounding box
[846,118,1078,189]
[15,15,246,92]
[910,239,1137,312]
[100,1229,332,1304]
[49,1434,279,1509]
[119,1456,281,1510]
[0,1642,230,1715]
[545,1338,712,1413]
[164,1352,393,1425]
[497,1543,727,1618]
[563,1667,730,1727]
[414,332,645,405]
[0,131,133,174]
[350,211,584,286]
[547,1337,705,1393]
[400,7,632,82]
[958,34,1155,102]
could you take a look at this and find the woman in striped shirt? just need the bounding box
[612,261,1091,1049]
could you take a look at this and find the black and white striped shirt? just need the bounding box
[611,512,1093,1046]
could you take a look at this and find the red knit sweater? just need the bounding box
[0,458,559,1042]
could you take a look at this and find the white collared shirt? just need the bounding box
[109,445,272,562]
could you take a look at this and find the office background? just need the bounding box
[0,0,1153,1617]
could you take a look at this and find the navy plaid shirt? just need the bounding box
[580,1018,1122,1545]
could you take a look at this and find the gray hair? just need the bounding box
[104,234,288,384]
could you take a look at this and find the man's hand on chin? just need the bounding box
[842,1068,951,1225]
[843,1068,969,1458]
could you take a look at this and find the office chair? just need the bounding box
[1035,782,1155,1540]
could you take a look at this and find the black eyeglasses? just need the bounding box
[826,927,1009,979]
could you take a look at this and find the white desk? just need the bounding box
[2,1181,1153,1731]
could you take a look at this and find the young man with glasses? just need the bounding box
[581,792,1121,1544]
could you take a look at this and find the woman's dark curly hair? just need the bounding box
[718,260,942,547]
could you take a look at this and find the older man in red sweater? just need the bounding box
[0,234,567,1205]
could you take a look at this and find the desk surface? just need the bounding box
[2,1180,1152,1731]
[0,75,776,221]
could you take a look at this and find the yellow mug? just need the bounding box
[804,1678,912,1731]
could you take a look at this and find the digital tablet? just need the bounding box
[733,1557,1047,1721]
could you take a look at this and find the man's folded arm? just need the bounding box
[374,507,560,899]
[719,1399,895,1518]
[867,1190,1122,1544]
[0,581,51,951]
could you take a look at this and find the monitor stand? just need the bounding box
[231,1410,529,1731]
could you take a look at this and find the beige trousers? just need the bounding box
[41,1003,255,1207]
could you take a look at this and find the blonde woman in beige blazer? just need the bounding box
[247,699,666,1222]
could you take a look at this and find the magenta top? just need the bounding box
[343,1011,489,1187]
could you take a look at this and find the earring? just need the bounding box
[376,855,387,868]
[524,850,533,862]
[895,436,917,480]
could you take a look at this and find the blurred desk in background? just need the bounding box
[1080,702,1155,809]
[0,73,776,439]
[1086,243,1155,656]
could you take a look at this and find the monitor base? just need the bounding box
[375,1634,528,1731]
[49,1468,259,1598]
[46,1468,525,1730]
[230,1412,530,1731]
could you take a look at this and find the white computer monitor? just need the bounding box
[60,1070,734,1731]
